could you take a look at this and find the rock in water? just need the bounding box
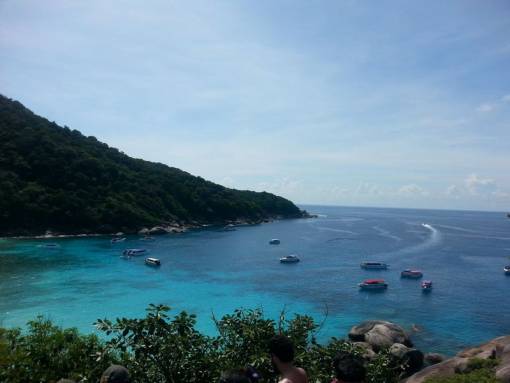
[348,320,412,350]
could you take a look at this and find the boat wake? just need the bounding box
[397,223,441,255]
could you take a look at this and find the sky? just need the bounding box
[1,0,510,211]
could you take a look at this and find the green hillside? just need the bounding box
[0,95,305,235]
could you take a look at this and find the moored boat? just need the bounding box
[422,280,433,292]
[145,257,161,266]
[359,279,388,290]
[111,237,126,244]
[360,261,388,270]
[269,238,281,245]
[280,255,300,263]
[504,266,510,275]
[401,269,423,278]
[123,248,147,256]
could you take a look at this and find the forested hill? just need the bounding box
[0,95,305,236]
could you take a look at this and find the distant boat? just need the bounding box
[123,248,147,256]
[359,279,388,290]
[504,266,510,275]
[37,243,60,249]
[280,255,300,263]
[360,261,388,270]
[111,237,126,244]
[401,269,423,279]
[269,239,281,245]
[145,257,161,267]
[422,280,433,292]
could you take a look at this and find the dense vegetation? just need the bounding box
[0,95,304,236]
[0,305,409,383]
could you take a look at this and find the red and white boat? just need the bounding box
[359,279,388,290]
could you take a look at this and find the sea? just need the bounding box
[1,205,509,355]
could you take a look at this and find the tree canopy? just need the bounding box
[0,95,304,235]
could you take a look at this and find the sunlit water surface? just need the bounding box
[1,206,509,354]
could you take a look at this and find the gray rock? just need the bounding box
[138,228,150,235]
[349,321,412,350]
[403,357,468,383]
[424,353,446,365]
[148,226,168,235]
[353,342,376,360]
[496,364,510,383]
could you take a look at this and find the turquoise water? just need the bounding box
[1,206,509,354]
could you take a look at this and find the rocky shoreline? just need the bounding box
[2,212,317,240]
[342,319,509,382]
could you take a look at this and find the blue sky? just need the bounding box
[1,1,510,211]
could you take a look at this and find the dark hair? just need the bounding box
[218,369,251,383]
[269,335,294,363]
[333,352,366,382]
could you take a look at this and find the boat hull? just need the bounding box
[359,283,388,290]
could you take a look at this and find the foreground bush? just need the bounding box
[1,305,410,382]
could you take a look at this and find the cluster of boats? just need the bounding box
[358,262,432,292]
[119,247,160,267]
[269,238,301,263]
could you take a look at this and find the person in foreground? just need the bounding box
[269,335,308,383]
[331,351,366,383]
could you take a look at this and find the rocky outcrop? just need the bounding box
[424,353,446,365]
[348,320,413,350]
[404,335,510,383]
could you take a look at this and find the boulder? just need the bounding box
[148,226,169,235]
[496,364,510,383]
[403,357,468,383]
[138,228,150,235]
[389,343,424,375]
[424,353,446,365]
[349,321,412,350]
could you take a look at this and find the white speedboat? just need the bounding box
[422,280,433,292]
[359,279,388,290]
[360,261,388,270]
[280,255,300,263]
[145,257,161,266]
[269,239,281,245]
[111,237,126,244]
[504,266,510,275]
[123,248,147,256]
[401,269,423,279]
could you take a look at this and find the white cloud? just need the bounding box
[464,174,496,196]
[398,184,429,197]
[476,103,495,113]
[445,185,462,198]
[355,182,383,196]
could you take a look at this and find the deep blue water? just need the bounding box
[1,206,509,354]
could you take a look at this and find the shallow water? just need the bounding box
[1,206,509,354]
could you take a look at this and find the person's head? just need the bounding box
[333,352,366,383]
[269,335,295,372]
[100,365,130,383]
